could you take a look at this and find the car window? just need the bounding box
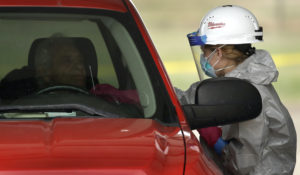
[0,11,160,119]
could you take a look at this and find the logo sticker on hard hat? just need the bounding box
[208,22,225,29]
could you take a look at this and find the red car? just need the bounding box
[0,0,261,174]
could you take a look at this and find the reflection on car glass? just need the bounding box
[0,112,76,119]
[0,104,123,119]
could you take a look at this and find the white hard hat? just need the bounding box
[197,5,263,45]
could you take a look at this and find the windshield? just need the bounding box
[0,10,159,119]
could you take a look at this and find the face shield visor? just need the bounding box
[187,30,207,81]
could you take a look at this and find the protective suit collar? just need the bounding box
[225,50,278,85]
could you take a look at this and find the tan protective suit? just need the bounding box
[175,50,297,175]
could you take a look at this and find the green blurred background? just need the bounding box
[132,0,300,101]
[132,0,300,172]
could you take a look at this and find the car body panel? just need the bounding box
[181,125,222,175]
[0,118,185,174]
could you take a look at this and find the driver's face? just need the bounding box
[51,45,87,88]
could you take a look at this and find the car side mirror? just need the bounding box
[182,77,262,129]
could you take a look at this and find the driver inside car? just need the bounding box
[34,35,140,105]
[34,36,87,90]
[0,35,140,105]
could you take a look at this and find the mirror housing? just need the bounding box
[182,77,262,129]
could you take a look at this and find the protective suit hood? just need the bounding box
[225,49,278,85]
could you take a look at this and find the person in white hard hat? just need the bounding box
[176,5,296,175]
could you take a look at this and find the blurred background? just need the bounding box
[132,0,300,173]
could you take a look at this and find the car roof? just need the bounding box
[0,0,128,12]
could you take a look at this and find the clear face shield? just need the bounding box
[187,30,207,81]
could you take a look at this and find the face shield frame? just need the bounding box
[187,31,207,81]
